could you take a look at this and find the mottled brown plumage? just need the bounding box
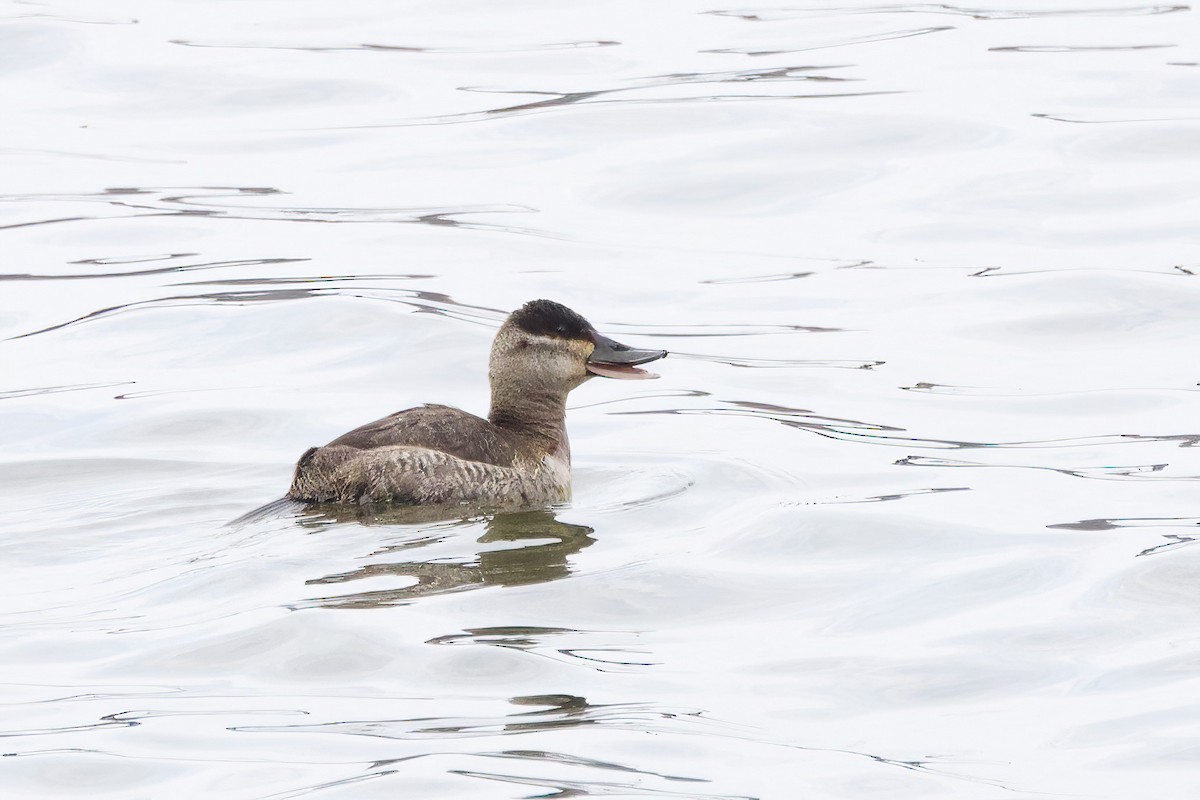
[285,300,666,508]
[323,405,523,466]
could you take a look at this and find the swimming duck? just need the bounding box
[286,299,667,507]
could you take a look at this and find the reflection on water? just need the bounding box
[1047,516,1200,556]
[301,511,595,609]
[428,626,658,671]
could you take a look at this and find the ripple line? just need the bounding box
[1047,515,1200,531]
[700,260,870,283]
[487,750,710,785]
[901,382,1200,397]
[0,186,550,237]
[1033,112,1200,124]
[233,694,708,741]
[427,627,658,671]
[235,693,1036,792]
[391,89,896,127]
[702,25,953,55]
[321,63,885,128]
[990,44,1174,52]
[793,486,972,505]
[0,257,308,282]
[0,719,136,738]
[0,381,134,400]
[678,353,883,369]
[450,767,752,800]
[5,286,506,341]
[170,39,619,54]
[258,770,398,800]
[898,455,1199,482]
[620,402,1200,451]
[1046,517,1200,556]
[603,323,842,337]
[706,4,1187,21]
[970,264,1196,276]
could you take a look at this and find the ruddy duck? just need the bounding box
[286,300,667,507]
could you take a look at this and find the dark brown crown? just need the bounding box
[509,299,593,340]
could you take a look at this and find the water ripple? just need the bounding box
[6,286,502,341]
[1047,517,1200,556]
[707,4,1188,21]
[427,626,658,672]
[898,455,1197,481]
[794,486,971,505]
[902,382,1200,397]
[170,39,620,54]
[400,87,893,127]
[990,44,1174,52]
[335,62,889,128]
[233,693,1030,792]
[0,9,137,25]
[620,402,1200,451]
[603,322,841,337]
[15,283,776,342]
[453,748,724,796]
[450,766,750,800]
[678,352,883,369]
[234,693,709,741]
[700,260,870,283]
[0,186,544,235]
[0,147,184,164]
[1032,112,1200,124]
[259,772,396,800]
[970,264,1195,276]
[702,25,953,55]
[0,381,134,400]
[1047,515,1200,531]
[0,718,135,738]
[177,273,434,287]
[0,256,308,282]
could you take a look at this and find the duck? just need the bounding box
[286,299,667,508]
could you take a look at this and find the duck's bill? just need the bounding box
[587,333,667,380]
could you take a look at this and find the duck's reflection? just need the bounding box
[302,510,595,609]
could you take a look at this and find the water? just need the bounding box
[3,0,1199,796]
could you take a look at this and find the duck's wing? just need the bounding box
[323,404,522,467]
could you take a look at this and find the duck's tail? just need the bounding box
[227,496,307,527]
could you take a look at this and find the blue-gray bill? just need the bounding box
[586,332,667,380]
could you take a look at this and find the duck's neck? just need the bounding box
[489,389,570,458]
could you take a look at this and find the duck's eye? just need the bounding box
[516,338,531,350]
[556,325,567,334]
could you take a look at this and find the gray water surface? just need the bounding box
[3,1,1200,798]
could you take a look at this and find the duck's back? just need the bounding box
[323,404,522,465]
[287,404,566,506]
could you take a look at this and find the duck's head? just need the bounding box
[490,299,667,395]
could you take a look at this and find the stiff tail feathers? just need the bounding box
[227,496,307,527]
